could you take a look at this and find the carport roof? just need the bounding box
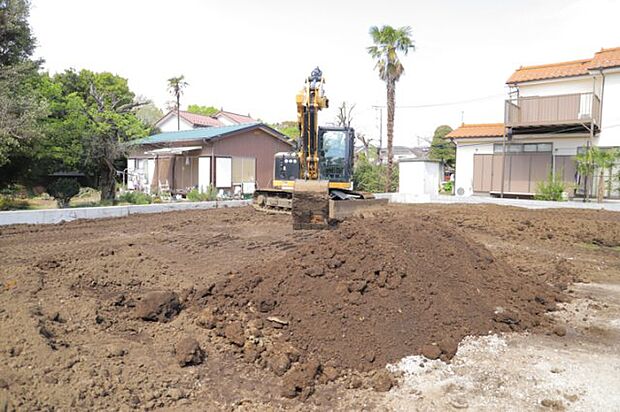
[131,122,291,145]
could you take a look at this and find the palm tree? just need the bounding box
[577,147,619,202]
[368,25,414,192]
[167,75,188,131]
[593,148,619,203]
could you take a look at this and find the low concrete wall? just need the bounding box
[0,200,252,226]
[376,193,620,212]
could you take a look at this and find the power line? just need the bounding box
[372,94,504,109]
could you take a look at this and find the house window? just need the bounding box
[536,143,552,152]
[494,143,552,153]
[508,144,523,153]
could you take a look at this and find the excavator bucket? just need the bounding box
[328,197,389,219]
[292,180,330,230]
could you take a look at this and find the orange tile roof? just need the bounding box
[507,46,620,84]
[588,46,620,70]
[447,123,505,139]
[506,59,591,84]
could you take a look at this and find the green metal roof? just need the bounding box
[131,122,264,145]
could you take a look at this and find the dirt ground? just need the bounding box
[1,204,619,411]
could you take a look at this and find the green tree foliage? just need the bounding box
[368,25,414,192]
[576,146,619,202]
[353,153,398,193]
[270,121,299,140]
[37,69,149,201]
[135,102,164,128]
[47,177,80,208]
[0,0,46,170]
[187,104,218,117]
[0,0,35,66]
[428,125,455,167]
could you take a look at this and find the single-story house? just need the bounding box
[155,109,256,133]
[126,123,293,196]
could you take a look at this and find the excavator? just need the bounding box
[253,67,387,229]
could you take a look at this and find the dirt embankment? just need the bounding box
[196,209,566,398]
[2,205,618,410]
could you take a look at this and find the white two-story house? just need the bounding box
[450,46,620,198]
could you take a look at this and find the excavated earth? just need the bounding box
[1,204,619,410]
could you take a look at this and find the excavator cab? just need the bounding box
[318,127,355,184]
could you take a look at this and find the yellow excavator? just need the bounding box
[253,67,387,229]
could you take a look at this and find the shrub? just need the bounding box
[47,178,80,208]
[534,172,567,201]
[0,195,30,211]
[118,191,153,205]
[353,154,398,193]
[187,186,217,202]
[441,181,453,193]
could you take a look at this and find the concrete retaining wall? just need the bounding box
[0,200,251,226]
[376,193,620,212]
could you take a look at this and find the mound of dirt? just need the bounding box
[200,210,565,395]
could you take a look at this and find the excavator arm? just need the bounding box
[296,67,328,180]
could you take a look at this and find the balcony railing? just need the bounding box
[505,92,601,128]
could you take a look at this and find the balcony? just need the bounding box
[505,92,601,132]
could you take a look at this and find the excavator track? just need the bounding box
[253,185,389,228]
[253,189,293,214]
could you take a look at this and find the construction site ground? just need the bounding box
[1,204,619,411]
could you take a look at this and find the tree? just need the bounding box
[0,0,35,66]
[167,75,188,131]
[0,0,46,170]
[576,146,619,203]
[353,152,398,193]
[42,69,149,202]
[355,132,375,160]
[428,125,455,167]
[336,101,355,129]
[270,121,299,140]
[135,102,164,128]
[367,25,414,192]
[592,148,618,203]
[187,104,218,117]
[576,146,596,202]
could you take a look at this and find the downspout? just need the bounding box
[500,126,506,198]
[598,69,606,130]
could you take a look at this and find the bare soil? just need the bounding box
[1,204,619,411]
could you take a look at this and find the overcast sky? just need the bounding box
[29,0,620,146]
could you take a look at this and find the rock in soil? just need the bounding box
[421,344,442,360]
[281,360,321,400]
[224,322,245,347]
[553,325,567,337]
[267,353,291,377]
[175,337,205,367]
[135,291,181,322]
[372,370,395,392]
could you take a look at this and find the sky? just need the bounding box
[29,0,620,147]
